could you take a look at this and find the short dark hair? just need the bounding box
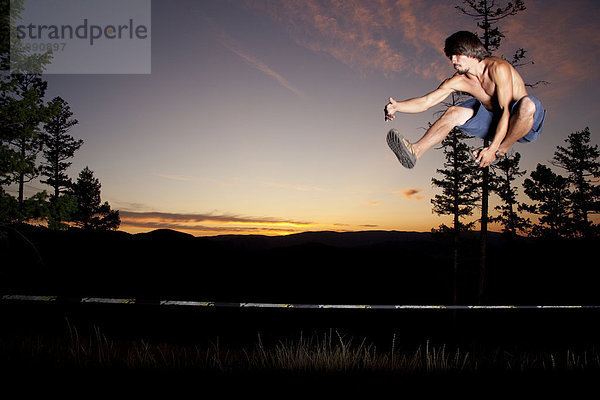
[444,31,490,61]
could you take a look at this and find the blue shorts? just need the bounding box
[456,95,546,143]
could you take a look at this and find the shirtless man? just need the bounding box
[384,31,546,169]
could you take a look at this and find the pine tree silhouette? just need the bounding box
[71,167,120,231]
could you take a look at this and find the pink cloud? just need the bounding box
[242,0,457,79]
[394,188,424,200]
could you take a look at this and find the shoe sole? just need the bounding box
[387,129,416,169]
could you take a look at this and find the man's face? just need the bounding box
[450,55,473,75]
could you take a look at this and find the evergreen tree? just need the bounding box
[0,187,19,223]
[432,128,481,230]
[46,194,77,230]
[71,167,120,231]
[1,0,50,186]
[39,97,81,229]
[551,127,600,238]
[431,127,481,304]
[0,93,22,188]
[490,152,531,238]
[40,97,82,199]
[6,74,48,209]
[1,0,53,225]
[523,164,572,238]
[456,0,527,63]
[2,0,52,74]
[455,0,533,302]
[1,0,52,222]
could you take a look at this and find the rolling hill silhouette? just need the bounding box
[2,224,599,305]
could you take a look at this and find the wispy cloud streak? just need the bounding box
[156,173,195,182]
[212,24,305,97]
[120,211,313,225]
[119,210,316,236]
[120,220,302,234]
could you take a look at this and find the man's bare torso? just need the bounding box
[450,57,528,111]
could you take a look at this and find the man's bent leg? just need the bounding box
[497,97,536,156]
[411,106,474,158]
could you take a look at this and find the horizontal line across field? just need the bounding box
[2,294,599,310]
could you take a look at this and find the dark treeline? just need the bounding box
[433,127,600,240]
[3,226,600,306]
[0,1,119,230]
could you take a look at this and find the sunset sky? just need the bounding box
[15,0,600,236]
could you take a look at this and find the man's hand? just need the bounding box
[476,147,498,168]
[384,97,398,121]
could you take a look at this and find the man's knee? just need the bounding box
[443,105,473,126]
[515,97,536,119]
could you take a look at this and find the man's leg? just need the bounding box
[497,97,536,156]
[409,105,474,159]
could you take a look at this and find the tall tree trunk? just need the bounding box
[479,0,490,305]
[453,212,459,305]
[53,158,60,200]
[479,143,489,304]
[18,138,26,209]
[452,132,460,305]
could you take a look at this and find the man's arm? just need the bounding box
[476,62,513,166]
[385,79,457,121]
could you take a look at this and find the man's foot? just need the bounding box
[387,129,417,169]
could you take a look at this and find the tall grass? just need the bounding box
[2,322,599,375]
[246,331,471,375]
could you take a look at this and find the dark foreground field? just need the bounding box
[2,226,600,389]
[2,300,600,392]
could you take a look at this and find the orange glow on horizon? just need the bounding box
[117,214,444,237]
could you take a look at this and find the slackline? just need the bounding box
[2,294,600,310]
